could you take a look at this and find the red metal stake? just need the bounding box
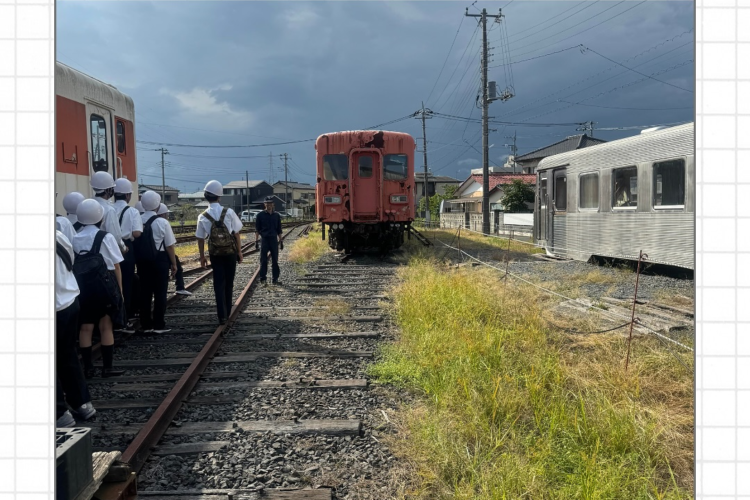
[625,250,648,371]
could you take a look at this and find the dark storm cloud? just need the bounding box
[57,1,694,189]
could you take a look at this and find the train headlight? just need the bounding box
[324,196,342,204]
[390,195,408,204]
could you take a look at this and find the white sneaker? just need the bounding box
[175,289,192,296]
[56,410,76,428]
[152,328,172,334]
[73,402,97,421]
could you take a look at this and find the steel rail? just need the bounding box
[116,224,309,475]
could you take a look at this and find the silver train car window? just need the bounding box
[579,172,599,210]
[613,166,637,209]
[653,158,685,208]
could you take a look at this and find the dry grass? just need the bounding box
[314,298,352,317]
[370,259,694,499]
[174,242,199,259]
[288,225,330,263]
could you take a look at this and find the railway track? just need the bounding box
[174,221,308,244]
[84,224,402,500]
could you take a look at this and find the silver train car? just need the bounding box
[534,122,694,270]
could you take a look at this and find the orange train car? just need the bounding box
[315,130,416,253]
[55,62,138,215]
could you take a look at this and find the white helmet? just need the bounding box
[141,190,161,211]
[62,192,85,214]
[204,180,223,197]
[114,178,133,194]
[76,199,104,225]
[157,203,169,215]
[90,171,116,191]
[135,201,145,214]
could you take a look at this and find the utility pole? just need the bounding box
[415,102,433,225]
[245,170,250,213]
[466,7,504,235]
[159,148,169,202]
[269,152,274,185]
[577,121,596,138]
[504,130,517,173]
[280,153,289,212]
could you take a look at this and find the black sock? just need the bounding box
[80,346,93,370]
[101,344,114,370]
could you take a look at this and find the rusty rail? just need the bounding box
[113,224,307,477]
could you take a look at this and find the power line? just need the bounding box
[425,15,465,104]
[582,45,694,93]
[555,100,692,111]
[136,137,316,149]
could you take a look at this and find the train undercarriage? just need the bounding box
[323,221,410,254]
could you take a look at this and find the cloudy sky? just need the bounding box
[57,1,694,192]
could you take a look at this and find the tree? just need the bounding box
[500,179,534,212]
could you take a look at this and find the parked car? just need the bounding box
[241,209,262,223]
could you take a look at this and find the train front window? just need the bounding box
[653,159,685,208]
[579,173,599,210]
[358,156,373,178]
[323,154,348,181]
[612,166,637,209]
[116,121,126,154]
[384,154,408,180]
[90,114,108,172]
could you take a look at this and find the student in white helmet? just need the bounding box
[136,191,178,334]
[196,180,243,325]
[62,192,86,231]
[158,203,191,296]
[135,201,145,215]
[73,199,125,379]
[90,171,127,254]
[55,230,96,426]
[113,178,143,330]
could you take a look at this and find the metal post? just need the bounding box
[160,148,169,203]
[625,250,648,371]
[281,153,289,212]
[421,101,430,226]
[245,170,249,213]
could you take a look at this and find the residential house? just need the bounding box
[442,172,536,233]
[515,134,606,174]
[272,181,316,213]
[414,173,460,215]
[138,184,180,204]
[177,190,205,205]
[222,180,274,213]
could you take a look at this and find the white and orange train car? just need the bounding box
[55,62,138,215]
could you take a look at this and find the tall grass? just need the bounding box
[288,226,330,263]
[370,259,693,499]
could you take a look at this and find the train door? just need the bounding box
[350,151,380,220]
[550,168,567,251]
[85,101,117,190]
[537,172,548,243]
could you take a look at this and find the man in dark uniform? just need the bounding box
[255,196,283,285]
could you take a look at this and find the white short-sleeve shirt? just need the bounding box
[72,225,124,271]
[114,200,144,241]
[195,203,243,240]
[93,196,125,250]
[56,216,76,244]
[141,211,176,250]
[55,231,80,311]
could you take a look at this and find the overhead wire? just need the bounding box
[425,15,465,104]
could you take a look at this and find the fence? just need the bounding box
[439,212,533,237]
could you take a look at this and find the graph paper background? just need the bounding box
[0,0,745,497]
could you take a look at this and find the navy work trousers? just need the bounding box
[56,298,90,417]
[259,237,280,282]
[121,239,136,320]
[210,254,237,322]
[138,257,170,330]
